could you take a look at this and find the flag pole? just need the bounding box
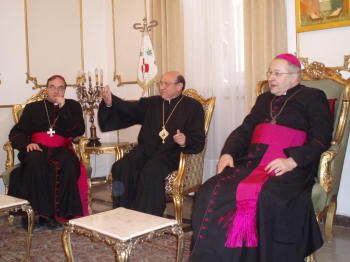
[133,1,158,96]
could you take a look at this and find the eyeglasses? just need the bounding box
[266,71,295,78]
[47,85,66,92]
[158,81,178,87]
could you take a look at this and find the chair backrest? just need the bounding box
[256,61,350,197]
[183,88,215,135]
[174,88,215,194]
[12,89,47,123]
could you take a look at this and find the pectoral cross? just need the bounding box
[159,126,169,144]
[47,127,55,137]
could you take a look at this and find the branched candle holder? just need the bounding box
[76,69,103,147]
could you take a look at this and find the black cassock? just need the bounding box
[190,85,333,262]
[98,94,205,216]
[8,99,85,221]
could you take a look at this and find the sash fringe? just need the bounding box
[225,200,258,247]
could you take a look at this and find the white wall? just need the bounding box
[0,0,145,193]
[286,1,350,216]
[1,1,349,217]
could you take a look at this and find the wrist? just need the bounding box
[287,157,297,169]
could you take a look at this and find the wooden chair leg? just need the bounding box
[305,253,317,262]
[325,197,337,241]
[172,193,184,226]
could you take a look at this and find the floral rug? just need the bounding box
[0,216,191,262]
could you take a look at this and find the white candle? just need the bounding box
[100,69,103,86]
[95,68,99,85]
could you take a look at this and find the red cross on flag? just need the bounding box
[137,31,158,94]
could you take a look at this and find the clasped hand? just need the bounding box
[216,154,297,176]
[265,157,297,176]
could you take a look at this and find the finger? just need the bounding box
[275,170,285,176]
[216,165,223,174]
[216,161,226,174]
[177,129,180,134]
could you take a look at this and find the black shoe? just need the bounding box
[46,219,63,230]
[21,216,42,232]
[38,216,50,227]
[21,216,28,230]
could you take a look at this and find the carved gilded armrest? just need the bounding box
[3,141,14,170]
[318,143,339,193]
[77,136,90,168]
[115,142,137,161]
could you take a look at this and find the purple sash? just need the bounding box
[225,123,306,247]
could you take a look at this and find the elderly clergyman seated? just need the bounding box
[190,54,333,262]
[98,71,205,217]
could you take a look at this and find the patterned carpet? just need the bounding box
[0,216,191,262]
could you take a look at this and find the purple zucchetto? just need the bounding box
[275,53,301,69]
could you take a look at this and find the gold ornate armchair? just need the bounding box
[257,60,350,242]
[2,90,47,193]
[164,89,215,225]
[1,89,92,210]
[87,89,215,225]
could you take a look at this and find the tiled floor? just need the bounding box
[92,183,350,262]
[316,226,350,262]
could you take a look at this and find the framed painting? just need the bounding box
[296,0,350,32]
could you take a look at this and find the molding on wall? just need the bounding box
[0,105,13,108]
[24,0,83,89]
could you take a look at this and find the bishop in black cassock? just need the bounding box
[190,54,333,262]
[98,71,205,216]
[8,75,86,227]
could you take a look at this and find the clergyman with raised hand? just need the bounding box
[98,71,205,216]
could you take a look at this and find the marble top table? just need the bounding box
[62,207,184,262]
[0,194,34,262]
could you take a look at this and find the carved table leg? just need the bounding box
[23,205,34,262]
[62,226,74,262]
[114,241,133,262]
[172,224,184,262]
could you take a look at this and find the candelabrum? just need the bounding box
[76,69,103,147]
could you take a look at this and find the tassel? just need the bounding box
[224,200,258,247]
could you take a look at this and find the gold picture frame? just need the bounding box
[296,0,350,32]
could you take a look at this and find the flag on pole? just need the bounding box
[137,31,158,94]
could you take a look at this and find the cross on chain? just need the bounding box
[47,127,55,137]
